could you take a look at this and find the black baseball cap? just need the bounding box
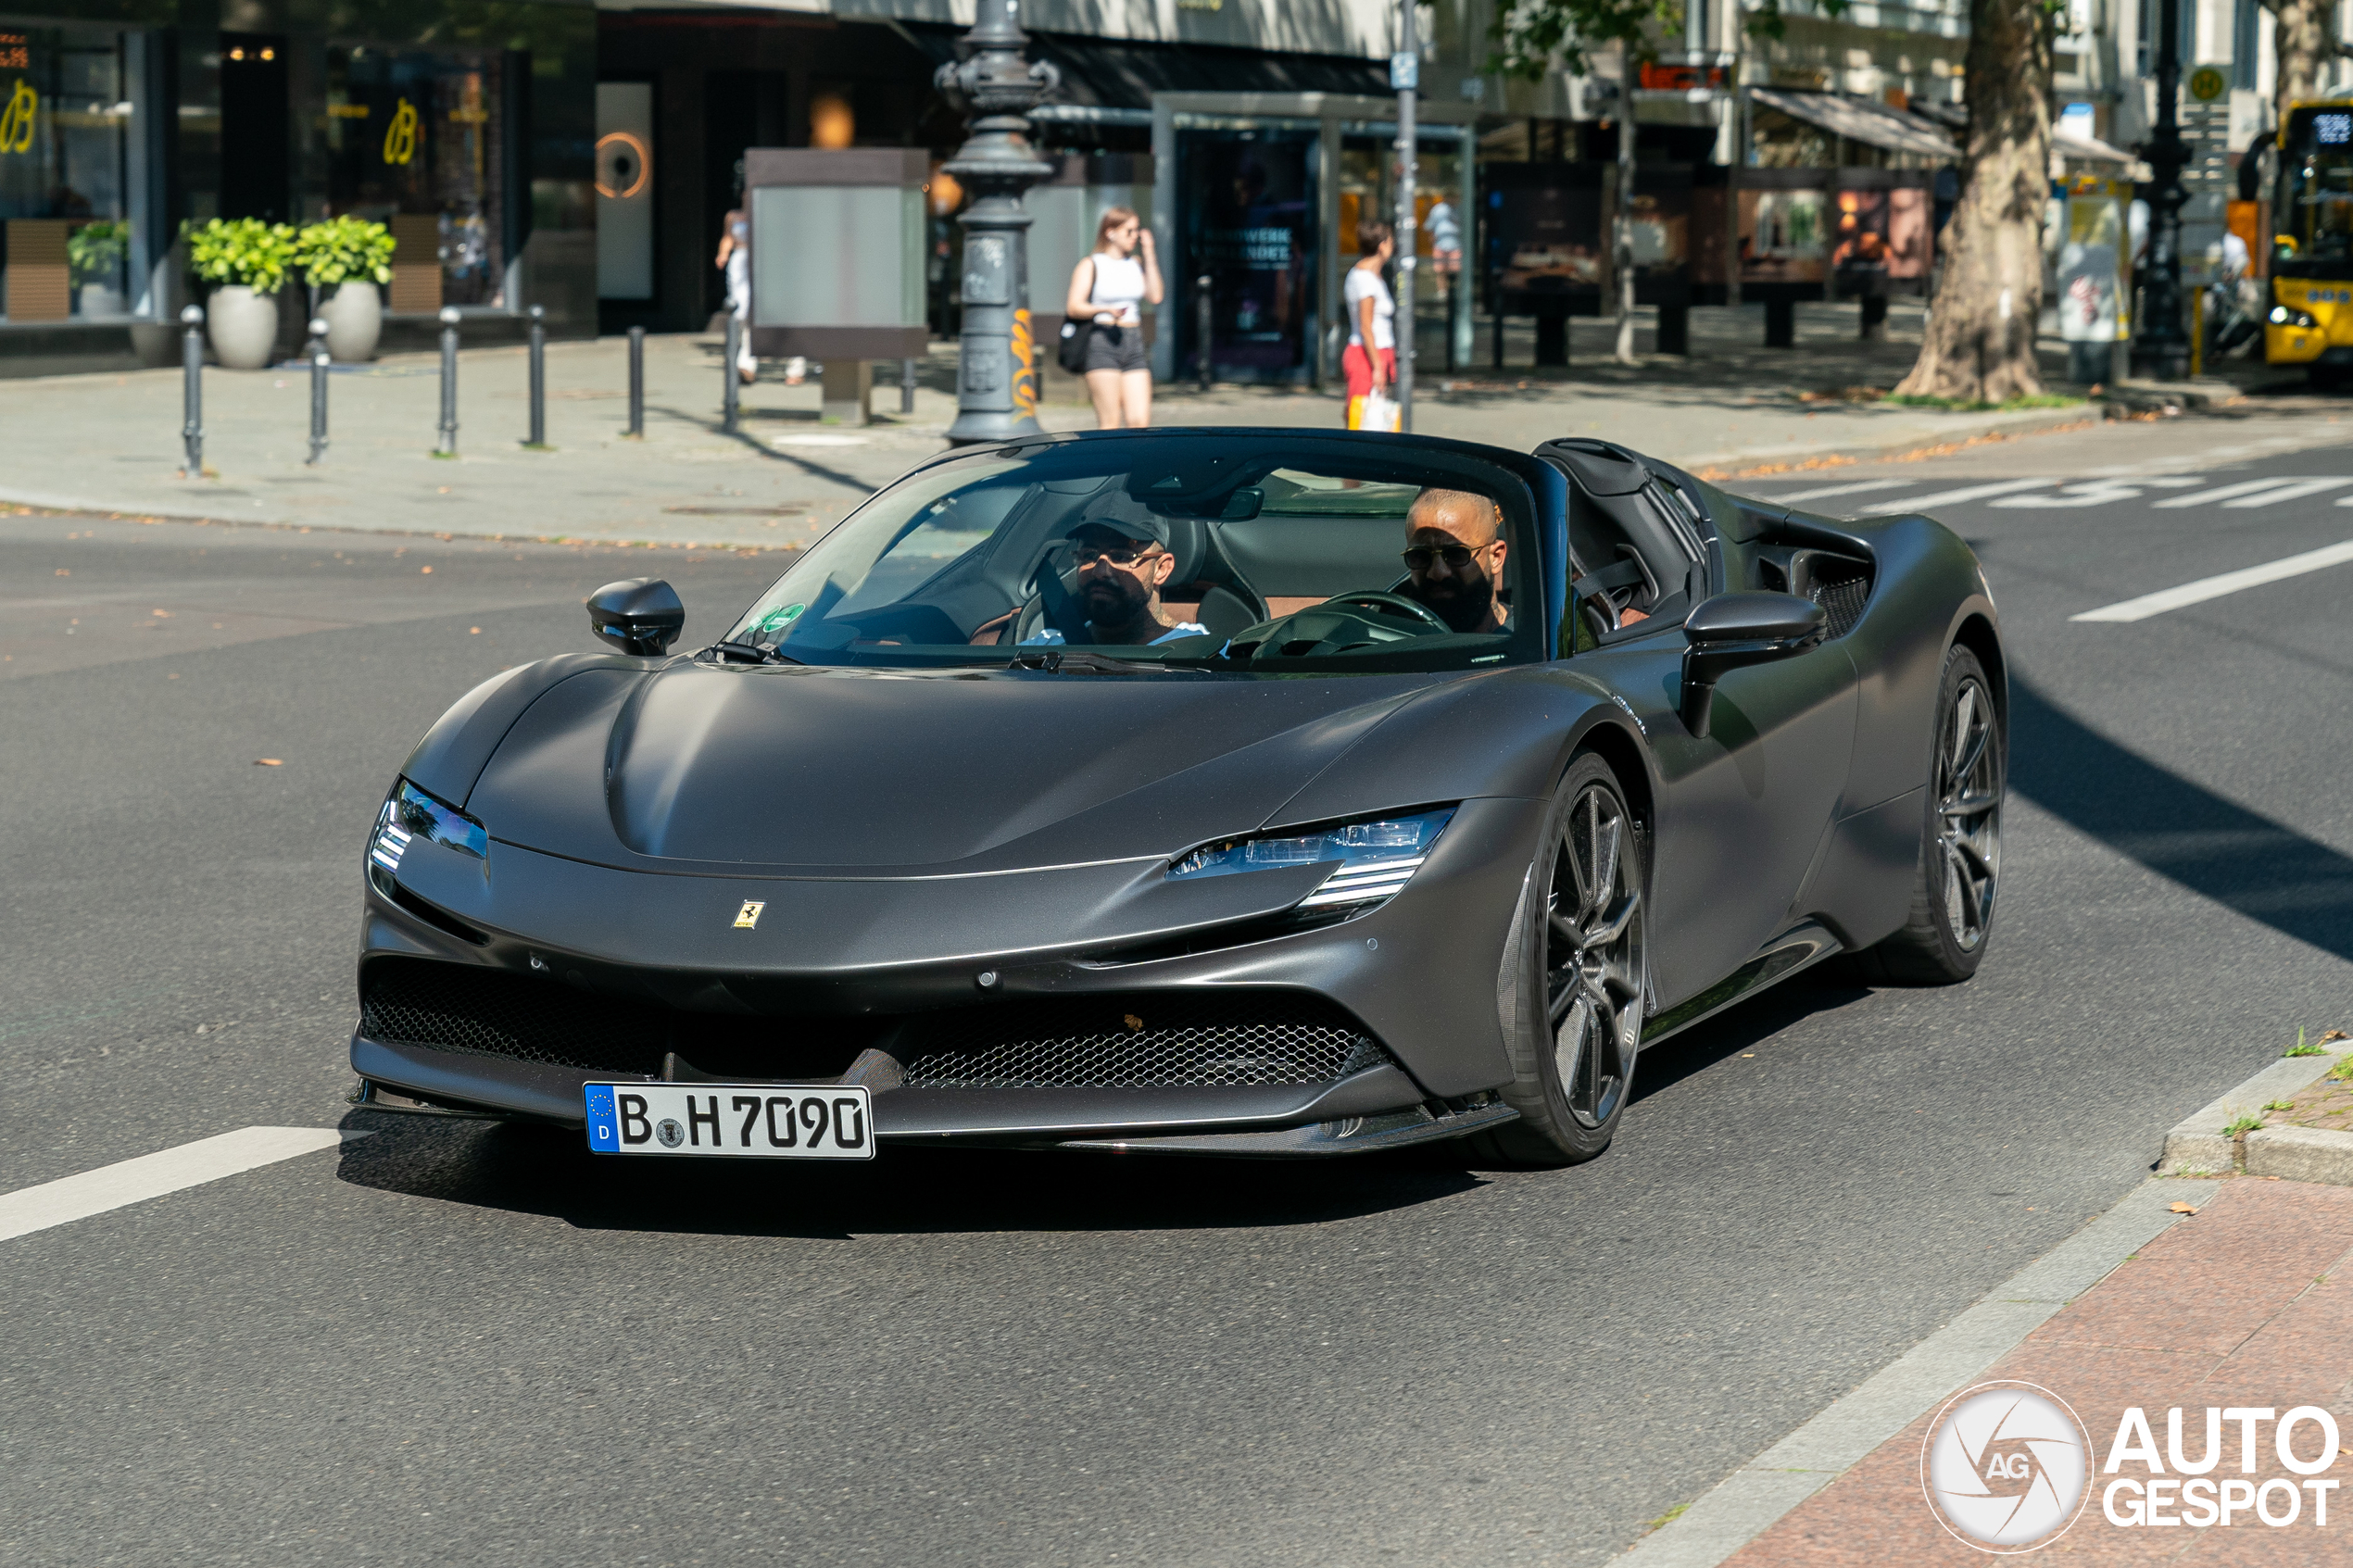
[1064,490,1171,546]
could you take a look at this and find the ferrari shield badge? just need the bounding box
[733,900,765,930]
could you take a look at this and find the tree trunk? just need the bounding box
[1893,0,2053,403]
[2267,0,2339,116]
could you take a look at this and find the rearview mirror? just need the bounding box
[586,578,686,657]
[1680,592,1827,740]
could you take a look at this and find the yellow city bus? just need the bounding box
[2269,99,2353,379]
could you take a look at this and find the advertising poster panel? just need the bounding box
[1181,132,1313,377]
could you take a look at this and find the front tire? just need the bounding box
[1469,754,1647,1168]
[1848,644,2004,985]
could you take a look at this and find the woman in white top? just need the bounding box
[1064,206,1164,429]
[1342,220,1396,429]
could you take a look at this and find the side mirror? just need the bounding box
[586,578,686,657]
[1680,592,1827,740]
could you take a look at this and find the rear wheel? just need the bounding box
[1468,754,1647,1167]
[1848,644,2003,985]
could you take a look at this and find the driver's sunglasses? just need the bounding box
[1401,544,1483,571]
[1073,542,1163,567]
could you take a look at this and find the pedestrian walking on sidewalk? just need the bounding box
[1064,207,1162,429]
[716,191,806,386]
[1343,220,1398,431]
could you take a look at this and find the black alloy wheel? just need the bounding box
[1937,669,2002,954]
[1849,644,2005,985]
[1473,753,1647,1166]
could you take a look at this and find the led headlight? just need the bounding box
[2271,305,2318,328]
[1169,808,1456,910]
[369,778,487,876]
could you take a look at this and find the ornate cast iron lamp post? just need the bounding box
[936,0,1060,445]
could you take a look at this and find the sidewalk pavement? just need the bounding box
[0,299,2201,552]
[1712,1174,2353,1565]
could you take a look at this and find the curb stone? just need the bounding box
[2156,1047,2353,1175]
[1614,1042,2353,1568]
[1679,408,2095,477]
[2245,1123,2353,1185]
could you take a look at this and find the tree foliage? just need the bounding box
[1488,0,1841,81]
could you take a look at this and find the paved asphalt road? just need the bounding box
[4,425,2350,1567]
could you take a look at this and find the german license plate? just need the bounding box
[584,1084,875,1160]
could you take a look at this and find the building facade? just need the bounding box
[0,0,595,376]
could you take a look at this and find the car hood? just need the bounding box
[462,662,1452,876]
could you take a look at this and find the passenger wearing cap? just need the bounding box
[1023,492,1210,647]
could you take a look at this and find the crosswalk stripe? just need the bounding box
[2070,538,2353,621]
[2151,478,2327,508]
[1754,478,1919,504]
[0,1126,359,1243]
[1857,479,2055,513]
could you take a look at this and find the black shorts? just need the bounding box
[1082,323,1150,374]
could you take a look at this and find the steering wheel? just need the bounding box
[1244,590,1452,663]
[1319,590,1452,631]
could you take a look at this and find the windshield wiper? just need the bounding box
[1008,648,1204,675]
[705,639,804,666]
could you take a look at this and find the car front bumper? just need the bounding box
[349,797,1541,1153]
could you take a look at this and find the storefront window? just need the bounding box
[0,24,145,322]
[1179,130,1315,379]
[323,45,506,307]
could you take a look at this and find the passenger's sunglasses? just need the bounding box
[1073,541,1163,567]
[1401,544,1487,571]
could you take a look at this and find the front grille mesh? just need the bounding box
[361,960,1396,1092]
[899,997,1390,1089]
[361,960,672,1077]
[1806,571,1869,639]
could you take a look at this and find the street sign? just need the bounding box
[1390,51,1418,92]
[2188,66,2227,104]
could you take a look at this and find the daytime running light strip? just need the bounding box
[1297,855,1428,909]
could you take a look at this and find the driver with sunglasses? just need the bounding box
[1022,492,1210,648]
[1400,488,1645,635]
[1398,489,1516,634]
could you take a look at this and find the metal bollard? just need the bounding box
[626,325,646,437]
[900,355,918,416]
[306,316,330,466]
[436,307,460,455]
[524,305,547,447]
[1195,274,1214,393]
[723,313,742,434]
[180,304,204,475]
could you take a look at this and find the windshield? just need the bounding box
[722,433,1548,673]
[2275,107,2353,273]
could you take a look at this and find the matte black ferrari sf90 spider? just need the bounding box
[350,431,2003,1165]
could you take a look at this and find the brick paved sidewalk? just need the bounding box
[1717,1177,2353,1565]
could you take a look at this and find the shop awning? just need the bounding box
[2052,123,2137,164]
[883,21,1391,111]
[1748,87,1959,161]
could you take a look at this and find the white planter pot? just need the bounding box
[78,282,127,318]
[318,280,383,362]
[207,285,281,370]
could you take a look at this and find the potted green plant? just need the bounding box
[68,220,130,318]
[187,218,298,369]
[295,215,397,361]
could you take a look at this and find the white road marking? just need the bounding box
[2150,477,2344,508]
[0,1126,359,1243]
[2070,538,2353,621]
[1993,480,2153,508]
[1752,478,1918,504]
[1857,478,2055,513]
[2221,476,2353,507]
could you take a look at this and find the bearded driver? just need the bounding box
[1024,492,1209,647]
[1399,488,1513,633]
